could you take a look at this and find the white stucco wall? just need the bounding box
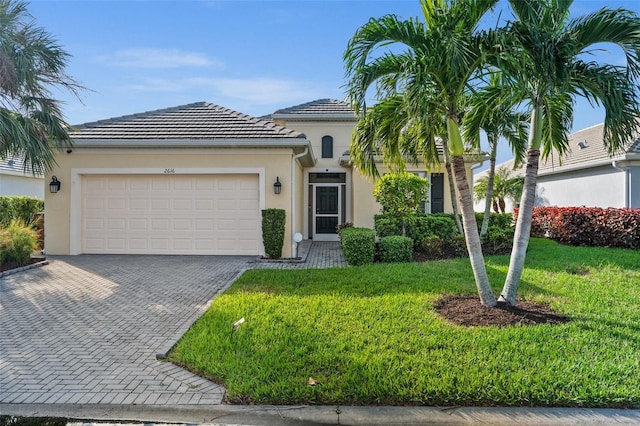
[0,174,44,198]
[536,166,626,208]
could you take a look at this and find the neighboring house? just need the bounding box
[0,157,44,198]
[473,122,640,212]
[45,99,482,257]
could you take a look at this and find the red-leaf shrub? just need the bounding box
[514,206,640,248]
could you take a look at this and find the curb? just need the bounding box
[0,259,48,279]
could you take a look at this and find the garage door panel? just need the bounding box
[82,174,260,255]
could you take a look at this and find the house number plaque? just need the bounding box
[163,168,176,174]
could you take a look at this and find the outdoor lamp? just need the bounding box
[49,176,61,193]
[274,177,282,194]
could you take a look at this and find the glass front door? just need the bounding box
[313,184,341,241]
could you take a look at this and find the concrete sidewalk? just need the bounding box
[3,403,640,425]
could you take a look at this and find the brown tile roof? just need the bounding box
[71,102,305,140]
[272,98,355,118]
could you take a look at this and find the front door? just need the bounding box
[313,184,341,241]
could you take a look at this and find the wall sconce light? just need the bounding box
[273,177,282,195]
[49,176,61,193]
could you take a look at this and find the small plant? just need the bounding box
[379,235,413,263]
[261,209,286,259]
[339,227,375,266]
[0,219,38,265]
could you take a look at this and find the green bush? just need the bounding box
[448,234,468,258]
[0,219,38,265]
[0,196,43,227]
[375,213,459,250]
[339,227,375,266]
[482,225,514,255]
[379,236,413,263]
[422,235,445,259]
[374,215,402,238]
[261,209,286,259]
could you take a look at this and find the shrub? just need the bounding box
[422,235,445,259]
[340,227,375,266]
[379,236,413,263]
[261,209,286,258]
[375,213,459,250]
[374,173,429,235]
[482,225,514,255]
[0,196,44,227]
[520,206,640,248]
[447,234,468,258]
[0,219,38,265]
[336,222,353,234]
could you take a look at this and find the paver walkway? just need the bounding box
[0,242,345,406]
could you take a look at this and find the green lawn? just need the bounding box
[168,238,640,407]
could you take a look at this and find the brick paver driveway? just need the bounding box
[0,255,254,405]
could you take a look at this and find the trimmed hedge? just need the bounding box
[379,235,413,263]
[375,213,459,249]
[261,209,286,258]
[0,196,43,227]
[339,227,375,266]
[521,206,640,248]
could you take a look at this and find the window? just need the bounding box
[321,135,333,158]
[409,171,444,213]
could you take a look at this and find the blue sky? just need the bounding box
[28,0,640,166]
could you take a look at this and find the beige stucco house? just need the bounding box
[45,99,478,258]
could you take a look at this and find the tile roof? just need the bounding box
[71,102,306,140]
[538,123,638,172]
[475,122,640,178]
[0,155,42,177]
[272,98,355,118]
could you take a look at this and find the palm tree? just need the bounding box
[0,0,82,174]
[496,0,640,305]
[344,0,500,306]
[473,166,524,213]
[464,73,528,236]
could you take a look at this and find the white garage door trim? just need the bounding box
[70,168,266,255]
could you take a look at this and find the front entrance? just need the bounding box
[308,172,347,241]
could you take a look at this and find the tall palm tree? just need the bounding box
[497,0,640,305]
[0,0,82,174]
[344,0,500,306]
[473,166,524,213]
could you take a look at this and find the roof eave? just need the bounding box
[271,113,357,121]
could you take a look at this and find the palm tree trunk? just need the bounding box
[500,105,543,306]
[451,156,497,307]
[480,137,498,237]
[441,142,464,234]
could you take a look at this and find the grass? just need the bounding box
[168,238,640,407]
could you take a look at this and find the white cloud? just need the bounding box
[98,48,222,69]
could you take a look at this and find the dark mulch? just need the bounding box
[0,258,44,273]
[434,294,570,328]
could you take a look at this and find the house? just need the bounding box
[0,157,44,198]
[44,99,480,257]
[473,122,640,212]
[536,123,640,208]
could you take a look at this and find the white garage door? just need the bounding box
[82,174,260,255]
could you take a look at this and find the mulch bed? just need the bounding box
[0,258,44,273]
[434,294,570,327]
